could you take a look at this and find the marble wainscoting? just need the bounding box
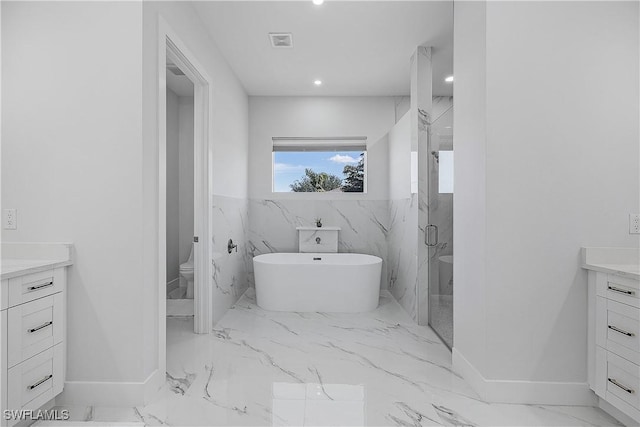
[248,199,389,290]
[387,196,419,321]
[211,195,251,324]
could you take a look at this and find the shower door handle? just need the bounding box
[425,224,438,247]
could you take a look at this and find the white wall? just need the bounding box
[1,0,149,389]
[248,96,395,200]
[453,0,639,403]
[453,0,488,379]
[388,113,412,200]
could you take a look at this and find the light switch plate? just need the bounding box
[3,209,17,230]
[630,214,640,234]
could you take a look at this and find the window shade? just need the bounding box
[272,137,367,152]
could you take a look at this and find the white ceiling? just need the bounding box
[193,1,453,97]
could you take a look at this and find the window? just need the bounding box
[272,137,367,193]
[438,150,454,193]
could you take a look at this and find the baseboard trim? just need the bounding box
[144,369,165,405]
[452,348,596,406]
[58,369,163,407]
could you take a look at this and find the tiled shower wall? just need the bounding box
[387,195,419,319]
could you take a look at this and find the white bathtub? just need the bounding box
[253,253,382,312]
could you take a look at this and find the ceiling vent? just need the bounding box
[166,63,185,76]
[269,33,293,48]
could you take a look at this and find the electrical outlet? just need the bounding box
[630,214,640,234]
[3,209,17,230]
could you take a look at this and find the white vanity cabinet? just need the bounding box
[0,243,72,427]
[585,247,640,425]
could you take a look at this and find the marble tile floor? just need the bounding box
[168,286,188,300]
[53,289,623,426]
[167,298,195,317]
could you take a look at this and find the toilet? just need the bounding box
[179,244,195,299]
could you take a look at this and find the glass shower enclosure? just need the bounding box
[426,97,454,349]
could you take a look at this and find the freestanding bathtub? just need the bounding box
[253,253,382,312]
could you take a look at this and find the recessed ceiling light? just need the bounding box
[314,80,323,86]
[445,75,454,83]
[313,0,324,5]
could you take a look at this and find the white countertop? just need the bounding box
[1,258,73,280]
[1,242,74,280]
[581,247,640,280]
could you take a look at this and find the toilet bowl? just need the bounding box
[179,245,195,299]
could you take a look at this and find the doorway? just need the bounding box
[157,22,214,381]
[165,60,195,317]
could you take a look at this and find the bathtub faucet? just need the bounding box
[227,238,238,254]
[315,237,321,244]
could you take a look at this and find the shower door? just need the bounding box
[426,98,454,349]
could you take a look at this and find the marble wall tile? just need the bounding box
[387,196,418,320]
[211,195,251,325]
[248,199,390,290]
[412,46,433,326]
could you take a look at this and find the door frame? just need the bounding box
[157,17,213,375]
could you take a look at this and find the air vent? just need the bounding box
[166,63,185,76]
[269,33,293,48]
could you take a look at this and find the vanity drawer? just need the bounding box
[596,297,640,364]
[7,294,63,368]
[606,351,640,411]
[598,275,640,309]
[7,269,64,308]
[7,343,63,417]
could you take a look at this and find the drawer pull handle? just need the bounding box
[608,378,635,394]
[608,325,635,337]
[27,281,53,292]
[28,321,53,334]
[608,285,635,296]
[27,374,52,391]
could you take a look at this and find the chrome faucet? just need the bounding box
[227,239,238,254]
